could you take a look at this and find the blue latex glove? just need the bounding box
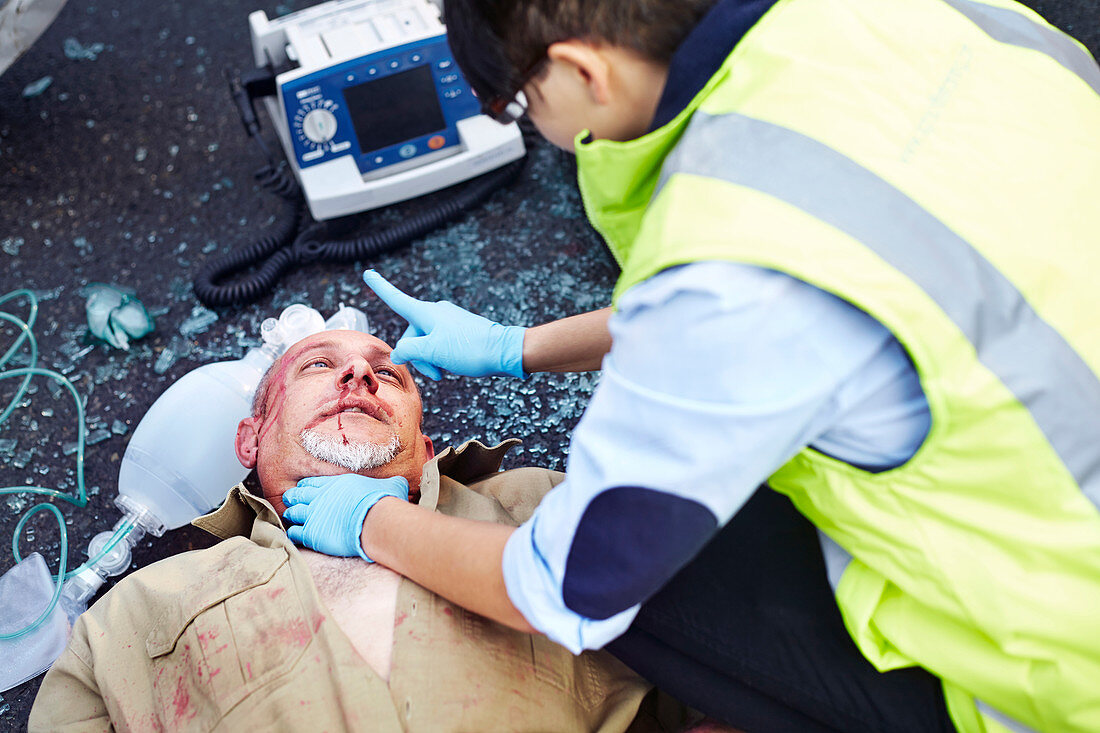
[282,474,409,561]
[363,269,527,381]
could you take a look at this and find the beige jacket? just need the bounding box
[31,441,676,732]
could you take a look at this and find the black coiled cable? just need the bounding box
[197,66,528,307]
[192,160,303,307]
[192,155,525,307]
[300,157,525,263]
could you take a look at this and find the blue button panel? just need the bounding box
[281,34,481,173]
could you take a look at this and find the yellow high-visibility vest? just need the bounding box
[574,1,1100,730]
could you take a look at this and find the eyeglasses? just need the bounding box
[481,90,529,125]
[479,55,548,125]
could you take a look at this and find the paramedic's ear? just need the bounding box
[546,40,612,106]
[235,417,260,469]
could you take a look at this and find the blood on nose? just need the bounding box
[337,362,378,394]
[338,367,354,394]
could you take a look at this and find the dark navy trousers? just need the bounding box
[607,486,956,733]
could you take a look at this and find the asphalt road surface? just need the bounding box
[0,0,1096,727]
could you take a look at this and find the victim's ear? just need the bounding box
[235,417,261,469]
[545,40,612,105]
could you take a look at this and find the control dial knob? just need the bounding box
[301,108,338,144]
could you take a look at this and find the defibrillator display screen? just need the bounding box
[343,66,447,154]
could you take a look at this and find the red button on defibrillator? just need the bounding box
[428,135,446,150]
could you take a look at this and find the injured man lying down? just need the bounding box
[30,327,687,732]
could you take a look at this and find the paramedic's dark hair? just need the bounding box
[443,0,719,106]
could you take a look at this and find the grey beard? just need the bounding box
[299,428,400,472]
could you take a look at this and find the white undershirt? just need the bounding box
[299,548,401,681]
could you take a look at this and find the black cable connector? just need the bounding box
[225,66,277,142]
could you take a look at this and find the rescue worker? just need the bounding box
[283,0,1100,730]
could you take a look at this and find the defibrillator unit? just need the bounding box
[249,0,525,220]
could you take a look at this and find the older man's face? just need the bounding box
[235,330,433,514]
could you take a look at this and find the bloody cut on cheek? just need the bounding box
[255,342,318,442]
[256,378,288,443]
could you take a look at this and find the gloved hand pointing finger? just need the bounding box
[362,269,438,331]
[363,269,527,379]
[397,322,442,382]
[282,474,410,561]
[361,270,442,379]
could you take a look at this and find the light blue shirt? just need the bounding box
[502,261,930,653]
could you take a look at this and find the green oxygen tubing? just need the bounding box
[0,289,138,641]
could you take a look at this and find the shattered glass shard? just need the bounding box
[153,346,177,375]
[31,286,64,302]
[21,76,52,98]
[4,495,29,512]
[63,37,107,61]
[179,305,218,337]
[93,365,115,384]
[53,342,94,373]
[11,449,32,469]
[85,428,111,446]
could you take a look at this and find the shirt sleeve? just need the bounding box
[502,261,910,653]
[28,620,112,732]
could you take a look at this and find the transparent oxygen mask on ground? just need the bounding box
[0,554,72,691]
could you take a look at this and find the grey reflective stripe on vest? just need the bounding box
[941,0,1100,96]
[816,530,853,591]
[976,699,1039,733]
[655,111,1100,513]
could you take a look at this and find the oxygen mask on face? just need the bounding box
[0,299,369,692]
